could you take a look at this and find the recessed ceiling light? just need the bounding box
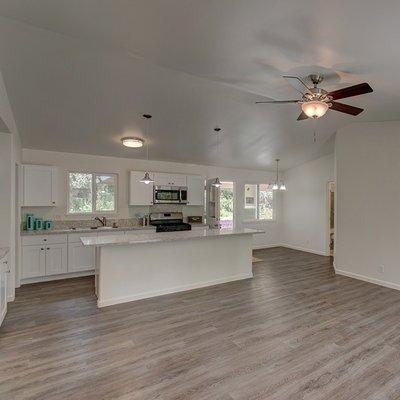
[121,137,144,148]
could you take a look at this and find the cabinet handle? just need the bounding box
[47,247,50,250]
[41,248,44,250]
[43,239,47,241]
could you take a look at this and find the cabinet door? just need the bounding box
[45,244,68,276]
[129,171,154,205]
[68,242,95,272]
[170,174,187,186]
[153,173,172,186]
[153,173,186,187]
[186,175,205,206]
[23,165,57,206]
[22,245,46,278]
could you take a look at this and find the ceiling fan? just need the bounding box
[256,74,373,120]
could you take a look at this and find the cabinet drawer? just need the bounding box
[22,234,68,246]
[68,232,98,243]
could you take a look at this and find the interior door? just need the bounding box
[45,244,68,275]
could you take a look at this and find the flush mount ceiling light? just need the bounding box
[271,159,286,191]
[139,114,154,185]
[121,137,144,148]
[301,100,329,119]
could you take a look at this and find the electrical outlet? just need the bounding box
[378,265,385,273]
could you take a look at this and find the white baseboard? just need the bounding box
[335,268,400,291]
[98,272,253,308]
[7,294,15,302]
[280,243,329,256]
[21,270,94,285]
[0,305,6,326]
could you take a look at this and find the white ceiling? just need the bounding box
[0,0,398,170]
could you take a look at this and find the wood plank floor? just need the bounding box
[2,247,400,400]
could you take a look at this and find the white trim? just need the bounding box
[252,244,280,250]
[21,270,94,285]
[280,243,330,256]
[0,303,6,326]
[335,268,400,291]
[7,294,15,302]
[97,272,253,308]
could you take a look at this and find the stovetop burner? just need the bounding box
[149,212,192,233]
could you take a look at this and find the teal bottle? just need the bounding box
[26,214,35,231]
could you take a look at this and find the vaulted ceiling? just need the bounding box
[0,0,398,170]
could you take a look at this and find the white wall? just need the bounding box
[0,68,21,299]
[335,121,400,289]
[282,154,334,255]
[22,148,283,248]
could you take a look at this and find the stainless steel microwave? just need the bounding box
[153,186,188,204]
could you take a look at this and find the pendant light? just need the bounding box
[140,114,154,185]
[212,127,222,187]
[271,159,286,191]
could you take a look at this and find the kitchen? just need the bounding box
[17,149,274,306]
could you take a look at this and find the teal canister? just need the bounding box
[34,218,43,231]
[44,220,53,230]
[26,214,35,231]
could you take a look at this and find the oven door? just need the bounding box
[153,186,181,203]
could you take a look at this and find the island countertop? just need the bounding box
[81,227,264,247]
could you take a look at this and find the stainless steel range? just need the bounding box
[149,212,192,233]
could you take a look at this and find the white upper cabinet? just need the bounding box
[22,165,57,206]
[129,171,154,205]
[186,175,205,206]
[154,173,186,187]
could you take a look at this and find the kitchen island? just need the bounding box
[81,228,263,307]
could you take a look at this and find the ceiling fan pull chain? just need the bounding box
[313,119,317,143]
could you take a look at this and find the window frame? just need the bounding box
[243,183,275,222]
[66,171,118,215]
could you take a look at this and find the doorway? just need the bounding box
[219,181,234,229]
[327,181,335,257]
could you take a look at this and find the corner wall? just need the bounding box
[335,121,400,289]
[282,154,334,255]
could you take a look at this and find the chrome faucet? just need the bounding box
[94,216,107,227]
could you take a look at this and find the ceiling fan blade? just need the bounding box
[328,83,373,100]
[255,100,300,104]
[283,75,312,95]
[297,111,309,120]
[330,101,364,116]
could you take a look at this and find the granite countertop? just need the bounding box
[0,247,9,260]
[21,226,156,236]
[81,227,264,247]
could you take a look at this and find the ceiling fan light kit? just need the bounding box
[301,100,330,119]
[256,74,373,120]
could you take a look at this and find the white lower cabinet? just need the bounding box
[68,242,95,272]
[45,244,68,275]
[22,245,46,279]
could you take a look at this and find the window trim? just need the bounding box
[243,183,275,222]
[66,171,118,215]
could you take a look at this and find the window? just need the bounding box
[244,184,274,220]
[68,172,117,214]
[219,181,234,229]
